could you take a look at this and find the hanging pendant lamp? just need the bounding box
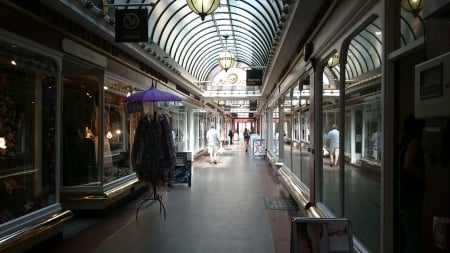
[218,35,235,72]
[401,0,422,16]
[327,54,339,68]
[186,0,220,21]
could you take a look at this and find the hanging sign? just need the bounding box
[115,9,148,42]
[246,69,263,86]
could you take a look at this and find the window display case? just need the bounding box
[0,38,59,225]
[159,102,187,152]
[60,58,143,210]
[0,31,72,251]
[104,88,133,183]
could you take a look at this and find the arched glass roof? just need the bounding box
[326,10,424,88]
[106,0,284,83]
[53,0,425,117]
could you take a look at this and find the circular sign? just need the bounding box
[123,13,140,30]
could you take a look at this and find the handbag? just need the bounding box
[322,146,329,156]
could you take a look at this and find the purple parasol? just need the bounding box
[124,86,181,113]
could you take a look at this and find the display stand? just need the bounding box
[171,152,192,187]
[135,183,167,220]
[253,139,267,159]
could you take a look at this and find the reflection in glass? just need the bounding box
[158,102,187,152]
[193,109,208,151]
[272,104,279,156]
[400,0,424,47]
[321,105,340,216]
[283,93,292,170]
[104,89,132,183]
[62,77,98,186]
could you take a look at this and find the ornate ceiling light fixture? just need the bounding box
[218,35,235,72]
[186,0,220,21]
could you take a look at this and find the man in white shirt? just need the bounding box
[206,124,220,164]
[326,124,339,167]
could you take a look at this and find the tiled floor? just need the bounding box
[47,143,300,253]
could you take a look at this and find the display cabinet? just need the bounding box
[0,38,59,226]
[60,59,143,210]
[0,30,72,252]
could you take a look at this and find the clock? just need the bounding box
[227,73,238,84]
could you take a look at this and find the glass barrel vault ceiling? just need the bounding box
[48,1,424,117]
[106,0,284,86]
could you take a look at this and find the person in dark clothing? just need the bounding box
[228,129,233,145]
[398,114,426,253]
[244,128,250,152]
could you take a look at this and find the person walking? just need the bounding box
[244,128,250,152]
[325,124,339,167]
[228,129,233,145]
[206,123,220,164]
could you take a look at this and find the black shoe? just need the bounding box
[245,149,247,152]
[213,160,217,164]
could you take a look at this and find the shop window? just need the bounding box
[104,88,132,183]
[158,102,187,152]
[0,40,57,225]
[62,66,100,186]
[193,109,207,152]
[271,104,280,156]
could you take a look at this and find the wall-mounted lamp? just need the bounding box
[327,54,339,67]
[218,35,235,72]
[186,0,220,21]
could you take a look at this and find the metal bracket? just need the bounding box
[102,0,156,12]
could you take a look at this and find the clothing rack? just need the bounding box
[135,183,166,220]
[126,82,180,220]
[133,112,176,220]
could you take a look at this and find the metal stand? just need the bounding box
[135,183,167,220]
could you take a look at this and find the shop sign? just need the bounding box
[115,9,148,42]
[246,69,263,86]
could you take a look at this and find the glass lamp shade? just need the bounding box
[0,137,6,149]
[218,51,235,71]
[327,54,339,67]
[401,0,422,12]
[186,0,220,21]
